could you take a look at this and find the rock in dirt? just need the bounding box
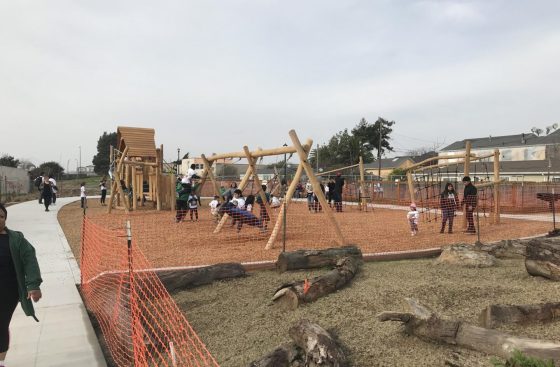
[436,244,496,268]
[525,238,560,281]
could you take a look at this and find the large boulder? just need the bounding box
[436,244,496,268]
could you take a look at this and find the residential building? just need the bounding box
[363,157,415,179]
[439,130,560,182]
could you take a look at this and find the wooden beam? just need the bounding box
[493,149,500,224]
[265,138,313,250]
[206,145,298,162]
[155,147,162,211]
[316,163,360,177]
[406,153,475,172]
[289,130,345,245]
[243,146,272,219]
[107,146,129,214]
[359,156,367,211]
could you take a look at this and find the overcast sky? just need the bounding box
[1,0,559,170]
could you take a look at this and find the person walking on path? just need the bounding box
[48,176,57,206]
[34,172,44,204]
[41,177,53,212]
[0,203,43,366]
[439,182,458,234]
[461,176,478,234]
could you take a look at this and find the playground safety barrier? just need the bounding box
[80,216,220,367]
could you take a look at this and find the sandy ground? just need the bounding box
[173,258,560,367]
[58,199,551,267]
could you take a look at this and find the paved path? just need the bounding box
[5,198,106,367]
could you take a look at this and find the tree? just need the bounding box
[18,159,36,170]
[352,117,395,159]
[30,162,64,178]
[0,155,20,168]
[92,132,118,175]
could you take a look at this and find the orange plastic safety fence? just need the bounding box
[81,217,220,367]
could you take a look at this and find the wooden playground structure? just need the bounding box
[197,129,347,249]
[404,141,502,225]
[107,126,176,213]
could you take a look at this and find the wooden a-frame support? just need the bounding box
[107,146,130,214]
[195,131,345,249]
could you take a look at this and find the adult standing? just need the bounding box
[327,178,335,208]
[41,176,53,212]
[439,182,458,234]
[0,203,43,366]
[305,180,314,212]
[461,176,478,234]
[333,172,345,212]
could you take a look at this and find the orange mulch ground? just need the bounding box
[58,199,552,268]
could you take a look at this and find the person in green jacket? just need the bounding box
[0,203,42,365]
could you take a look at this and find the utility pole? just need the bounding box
[79,146,81,178]
[316,143,319,172]
[177,148,181,175]
[377,120,382,179]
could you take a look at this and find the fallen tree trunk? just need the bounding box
[276,246,362,273]
[288,319,348,367]
[525,239,560,281]
[249,343,302,367]
[480,302,560,328]
[273,257,360,310]
[156,263,246,292]
[378,298,560,363]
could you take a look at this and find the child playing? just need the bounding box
[188,193,201,221]
[407,203,419,236]
[175,182,190,222]
[270,194,281,208]
[245,195,255,212]
[209,195,221,222]
[231,189,245,209]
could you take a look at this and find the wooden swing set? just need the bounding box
[404,141,503,225]
[198,129,347,249]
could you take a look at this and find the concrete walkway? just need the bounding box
[5,198,106,367]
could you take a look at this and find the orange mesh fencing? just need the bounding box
[80,217,220,367]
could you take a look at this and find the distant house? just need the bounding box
[439,130,560,182]
[363,157,415,179]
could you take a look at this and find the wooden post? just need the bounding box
[131,165,138,210]
[243,146,272,218]
[108,147,129,213]
[493,149,500,224]
[169,173,176,211]
[199,154,221,198]
[463,140,472,229]
[213,165,254,234]
[155,148,162,211]
[265,140,313,250]
[265,163,305,250]
[289,130,345,245]
[359,156,367,211]
[406,170,415,204]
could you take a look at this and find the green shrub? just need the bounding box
[491,350,555,367]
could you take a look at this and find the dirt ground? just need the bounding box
[173,258,560,367]
[58,199,551,267]
[56,200,560,366]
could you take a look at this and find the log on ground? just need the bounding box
[525,238,560,280]
[157,263,246,292]
[273,257,360,310]
[289,319,348,367]
[479,302,560,328]
[248,343,303,367]
[276,246,362,273]
[377,298,560,363]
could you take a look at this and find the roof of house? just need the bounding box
[440,130,560,151]
[363,156,413,170]
[117,126,157,158]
